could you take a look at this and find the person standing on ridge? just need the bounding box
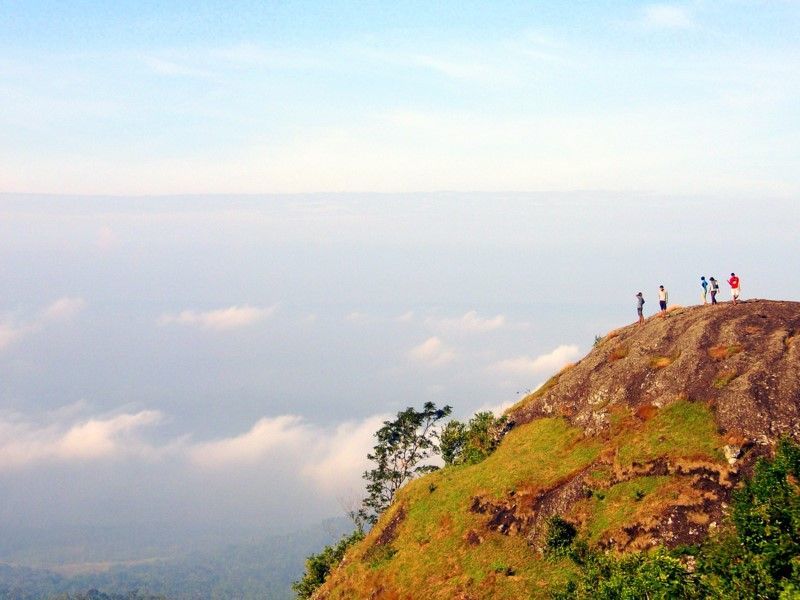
[658,285,668,318]
[709,277,719,304]
[701,276,709,305]
[728,272,741,305]
[636,292,645,325]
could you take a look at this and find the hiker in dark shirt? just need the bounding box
[636,292,645,326]
[701,276,709,305]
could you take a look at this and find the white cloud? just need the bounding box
[475,399,515,417]
[490,344,580,375]
[158,304,276,331]
[396,311,415,323]
[639,4,696,30]
[0,401,393,500]
[0,297,86,351]
[143,56,214,79]
[0,322,27,350]
[188,415,309,468]
[345,311,370,322]
[0,409,163,470]
[188,413,387,496]
[41,297,87,322]
[408,336,456,367]
[301,415,386,493]
[427,310,506,334]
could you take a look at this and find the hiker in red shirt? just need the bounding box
[728,273,741,305]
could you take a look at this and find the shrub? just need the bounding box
[292,529,365,599]
[545,516,578,557]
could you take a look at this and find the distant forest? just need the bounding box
[0,519,351,600]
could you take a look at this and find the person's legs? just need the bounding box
[711,291,717,305]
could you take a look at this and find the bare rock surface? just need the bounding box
[509,300,800,444]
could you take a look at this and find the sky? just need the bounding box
[1,1,799,195]
[1,1,799,564]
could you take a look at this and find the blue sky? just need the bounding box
[2,1,799,194]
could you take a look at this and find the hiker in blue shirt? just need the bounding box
[701,276,709,305]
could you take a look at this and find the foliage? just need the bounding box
[544,517,577,557]
[695,437,800,598]
[441,411,509,466]
[552,548,696,600]
[553,438,800,599]
[292,529,364,599]
[440,419,467,466]
[359,402,452,525]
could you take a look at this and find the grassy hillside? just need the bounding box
[317,301,800,599]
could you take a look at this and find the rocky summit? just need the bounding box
[318,300,800,600]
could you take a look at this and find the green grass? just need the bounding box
[324,403,725,599]
[338,417,601,599]
[615,400,722,466]
[581,476,671,543]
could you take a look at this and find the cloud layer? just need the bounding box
[0,405,386,501]
[490,344,581,375]
[0,297,86,351]
[158,304,276,331]
[0,409,163,469]
[408,336,456,367]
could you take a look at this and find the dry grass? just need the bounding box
[634,404,659,421]
[610,344,630,361]
[649,352,679,369]
[713,369,738,389]
[707,344,744,360]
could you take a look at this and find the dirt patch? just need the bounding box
[375,506,406,547]
[463,529,483,546]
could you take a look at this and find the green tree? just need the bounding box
[360,402,451,524]
[440,419,467,466]
[440,411,509,466]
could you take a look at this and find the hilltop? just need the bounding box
[316,300,800,599]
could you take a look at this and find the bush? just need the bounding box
[292,529,364,599]
[545,516,578,557]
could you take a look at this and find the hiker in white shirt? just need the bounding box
[658,285,668,318]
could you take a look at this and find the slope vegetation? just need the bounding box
[318,300,800,599]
